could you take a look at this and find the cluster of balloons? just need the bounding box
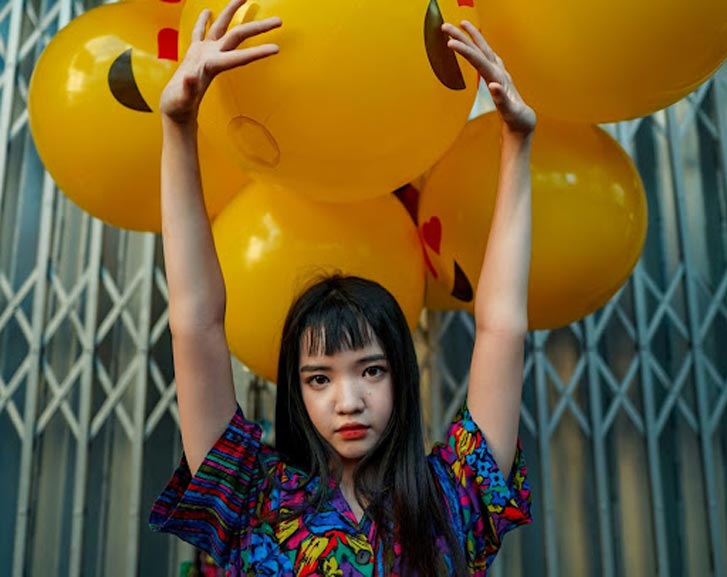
[28,0,725,379]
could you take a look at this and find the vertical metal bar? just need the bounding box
[0,0,25,212]
[533,330,558,577]
[94,410,114,577]
[617,116,672,577]
[713,70,727,199]
[635,270,671,577]
[68,218,104,577]
[428,311,443,441]
[12,174,55,577]
[665,105,725,577]
[126,233,156,574]
[584,314,614,577]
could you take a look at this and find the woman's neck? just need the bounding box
[340,462,365,523]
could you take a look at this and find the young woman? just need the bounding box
[150,1,536,575]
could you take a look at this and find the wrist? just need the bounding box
[162,113,198,138]
[500,125,534,150]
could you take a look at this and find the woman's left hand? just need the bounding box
[443,20,536,136]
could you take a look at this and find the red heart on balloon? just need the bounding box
[421,216,442,255]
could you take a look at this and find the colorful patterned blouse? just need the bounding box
[149,404,531,576]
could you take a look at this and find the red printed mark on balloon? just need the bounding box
[422,217,442,254]
[421,240,439,279]
[158,0,180,61]
[420,217,443,278]
[158,28,179,61]
[457,0,475,6]
[417,226,439,279]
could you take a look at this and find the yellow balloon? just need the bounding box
[478,0,727,122]
[213,182,425,381]
[181,0,480,202]
[420,113,648,329]
[28,0,248,232]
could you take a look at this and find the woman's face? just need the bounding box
[299,333,394,467]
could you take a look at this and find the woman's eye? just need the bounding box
[364,365,386,378]
[307,375,328,387]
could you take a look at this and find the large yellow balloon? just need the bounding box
[181,0,480,202]
[420,112,648,329]
[478,0,727,122]
[213,182,425,381]
[28,0,248,232]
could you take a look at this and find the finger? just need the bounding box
[445,38,477,60]
[219,17,283,52]
[447,38,501,82]
[191,9,211,43]
[207,43,280,74]
[460,20,497,62]
[208,0,247,40]
[441,22,476,51]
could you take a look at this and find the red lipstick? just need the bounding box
[337,424,369,440]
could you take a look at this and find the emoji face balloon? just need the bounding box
[478,0,727,122]
[28,0,248,232]
[181,0,480,202]
[212,181,425,381]
[420,112,648,329]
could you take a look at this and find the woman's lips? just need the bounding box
[337,425,370,440]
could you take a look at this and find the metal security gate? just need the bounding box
[1,0,726,574]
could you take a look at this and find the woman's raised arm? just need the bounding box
[443,20,535,477]
[161,0,280,474]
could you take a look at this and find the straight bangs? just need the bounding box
[300,293,378,358]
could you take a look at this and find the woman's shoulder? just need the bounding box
[260,451,312,490]
[428,404,482,461]
[256,446,319,517]
[427,403,527,490]
[427,402,532,525]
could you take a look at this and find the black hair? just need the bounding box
[275,275,467,577]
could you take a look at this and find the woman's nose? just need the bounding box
[336,378,365,414]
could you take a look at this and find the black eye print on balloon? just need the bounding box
[451,260,474,302]
[424,0,466,90]
[108,49,152,112]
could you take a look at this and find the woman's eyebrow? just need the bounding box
[299,364,331,373]
[355,354,387,365]
[299,354,387,373]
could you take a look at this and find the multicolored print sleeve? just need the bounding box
[149,406,266,566]
[430,405,532,575]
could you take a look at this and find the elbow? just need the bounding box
[474,313,529,338]
[168,298,227,337]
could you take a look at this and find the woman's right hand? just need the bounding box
[160,0,281,125]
